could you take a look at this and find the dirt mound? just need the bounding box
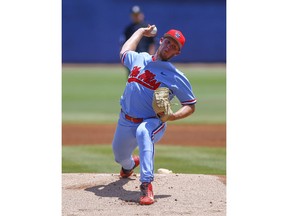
[62,173,226,216]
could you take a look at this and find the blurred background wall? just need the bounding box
[62,0,226,63]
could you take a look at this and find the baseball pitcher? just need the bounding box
[112,25,197,205]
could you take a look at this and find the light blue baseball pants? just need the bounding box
[112,111,166,183]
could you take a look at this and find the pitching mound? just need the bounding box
[62,173,226,216]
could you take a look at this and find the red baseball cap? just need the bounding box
[164,29,186,49]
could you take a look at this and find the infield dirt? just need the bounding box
[62,173,226,216]
[62,124,226,147]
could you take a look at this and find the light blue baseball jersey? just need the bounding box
[121,50,197,118]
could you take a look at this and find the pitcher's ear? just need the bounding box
[159,37,164,44]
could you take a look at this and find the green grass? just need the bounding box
[62,66,126,123]
[62,144,226,175]
[62,64,226,124]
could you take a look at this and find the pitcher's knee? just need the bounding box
[113,149,122,164]
[114,156,121,164]
[114,154,129,164]
[115,157,133,170]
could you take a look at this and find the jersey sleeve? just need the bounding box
[120,50,140,71]
[172,74,197,106]
[120,51,151,71]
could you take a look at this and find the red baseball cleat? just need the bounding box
[139,182,154,205]
[120,155,140,178]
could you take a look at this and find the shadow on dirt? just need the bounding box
[85,178,171,203]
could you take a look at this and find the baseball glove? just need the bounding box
[152,87,173,122]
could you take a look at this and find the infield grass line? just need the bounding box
[62,144,226,175]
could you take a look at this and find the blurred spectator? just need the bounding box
[120,5,156,76]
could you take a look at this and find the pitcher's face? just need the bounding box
[158,37,180,61]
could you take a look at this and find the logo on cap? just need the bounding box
[164,29,186,49]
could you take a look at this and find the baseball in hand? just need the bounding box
[151,26,157,35]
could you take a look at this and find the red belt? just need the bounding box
[121,110,143,123]
[124,114,143,123]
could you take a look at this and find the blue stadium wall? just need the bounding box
[62,0,226,63]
